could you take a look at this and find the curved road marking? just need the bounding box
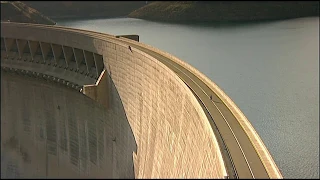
[169,62,255,178]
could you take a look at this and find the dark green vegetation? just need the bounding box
[128,1,319,23]
[2,1,318,25]
[1,1,56,25]
[23,1,147,20]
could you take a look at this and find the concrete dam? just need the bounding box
[1,22,282,179]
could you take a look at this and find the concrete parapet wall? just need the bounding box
[1,22,226,178]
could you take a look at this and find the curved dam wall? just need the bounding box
[1,23,226,178]
[117,34,282,178]
[1,71,136,178]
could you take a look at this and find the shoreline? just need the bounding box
[128,1,319,25]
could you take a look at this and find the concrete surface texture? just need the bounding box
[1,22,282,178]
[1,71,136,178]
[0,23,226,178]
[117,34,283,179]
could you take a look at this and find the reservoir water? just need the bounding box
[57,17,319,179]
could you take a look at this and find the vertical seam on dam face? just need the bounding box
[1,22,282,179]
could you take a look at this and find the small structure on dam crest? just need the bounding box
[1,22,282,179]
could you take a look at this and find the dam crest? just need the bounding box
[1,22,282,179]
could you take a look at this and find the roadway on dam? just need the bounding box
[3,23,270,178]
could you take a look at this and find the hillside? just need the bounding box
[23,1,147,20]
[128,1,320,23]
[1,1,56,25]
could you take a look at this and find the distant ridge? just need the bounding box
[1,1,56,25]
[128,1,320,23]
[23,1,147,20]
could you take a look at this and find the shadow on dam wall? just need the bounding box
[0,70,137,178]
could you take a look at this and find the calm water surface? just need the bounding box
[57,17,319,179]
